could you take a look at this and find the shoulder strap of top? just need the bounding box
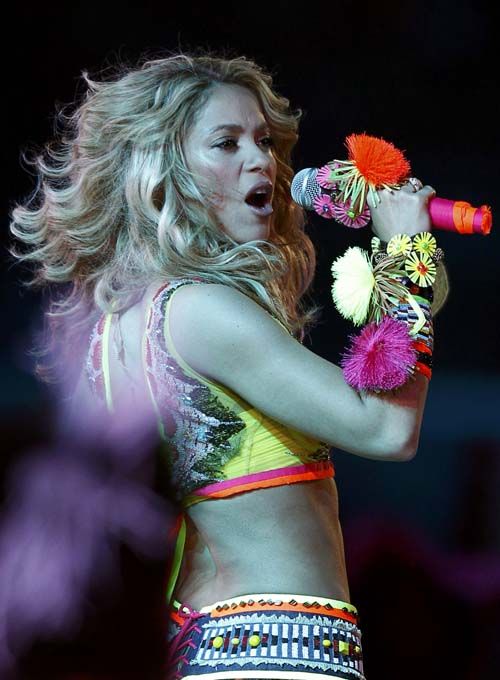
[86,312,114,412]
[143,277,207,352]
[142,277,209,418]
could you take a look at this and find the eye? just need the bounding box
[259,136,274,149]
[215,138,238,150]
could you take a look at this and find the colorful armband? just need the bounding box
[331,232,442,391]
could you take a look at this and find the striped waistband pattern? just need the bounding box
[167,594,364,680]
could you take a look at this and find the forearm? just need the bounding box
[357,372,429,461]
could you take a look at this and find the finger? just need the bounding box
[419,185,437,201]
[400,182,417,194]
[400,183,436,200]
[367,186,393,209]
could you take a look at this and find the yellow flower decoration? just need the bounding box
[405,251,437,287]
[387,234,412,257]
[371,236,381,253]
[412,232,437,256]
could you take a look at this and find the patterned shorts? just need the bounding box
[166,593,365,680]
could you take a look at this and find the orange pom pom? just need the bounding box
[346,133,411,187]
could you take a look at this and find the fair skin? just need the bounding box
[75,83,436,612]
[184,83,277,243]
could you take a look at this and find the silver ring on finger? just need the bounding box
[408,177,423,192]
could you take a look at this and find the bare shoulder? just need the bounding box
[171,277,287,319]
[169,282,284,332]
[167,282,351,447]
[168,282,292,382]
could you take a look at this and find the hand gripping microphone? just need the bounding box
[291,134,492,235]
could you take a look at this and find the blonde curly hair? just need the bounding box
[10,50,320,381]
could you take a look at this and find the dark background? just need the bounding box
[1,1,499,678]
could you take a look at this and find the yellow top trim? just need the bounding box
[101,313,114,412]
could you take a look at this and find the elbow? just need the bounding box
[385,430,420,462]
[390,442,418,462]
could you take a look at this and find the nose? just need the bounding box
[244,141,274,175]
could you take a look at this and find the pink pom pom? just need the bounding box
[313,193,336,219]
[341,317,416,391]
[332,199,371,229]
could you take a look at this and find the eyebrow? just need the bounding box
[207,123,271,135]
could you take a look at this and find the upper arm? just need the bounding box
[168,283,426,460]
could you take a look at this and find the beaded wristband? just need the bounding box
[390,294,433,381]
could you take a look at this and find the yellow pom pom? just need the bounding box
[331,247,375,325]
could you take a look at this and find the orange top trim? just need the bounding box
[203,467,334,500]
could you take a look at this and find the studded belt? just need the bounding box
[167,593,365,680]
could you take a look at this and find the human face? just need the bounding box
[184,83,278,243]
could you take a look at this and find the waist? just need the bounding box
[176,476,349,609]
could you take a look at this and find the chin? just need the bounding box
[227,224,271,244]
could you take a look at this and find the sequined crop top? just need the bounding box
[86,278,334,508]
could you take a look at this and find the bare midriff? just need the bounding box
[174,477,350,610]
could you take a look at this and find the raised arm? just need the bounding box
[168,282,429,462]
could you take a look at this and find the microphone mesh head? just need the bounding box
[290,168,320,209]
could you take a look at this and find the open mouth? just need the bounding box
[245,184,273,216]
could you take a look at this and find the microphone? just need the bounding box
[291,166,492,235]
